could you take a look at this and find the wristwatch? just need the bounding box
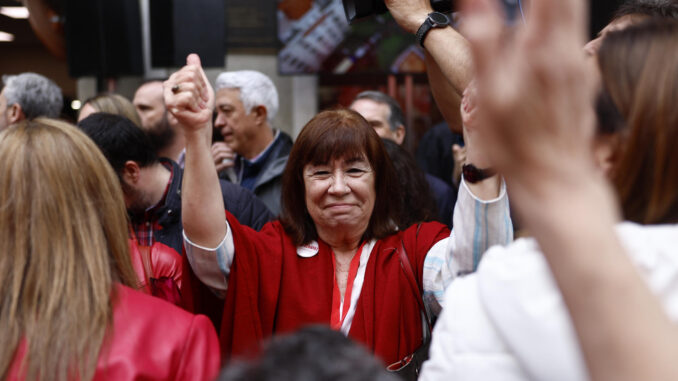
[462,164,496,183]
[415,12,451,48]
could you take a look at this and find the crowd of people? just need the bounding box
[1,0,677,380]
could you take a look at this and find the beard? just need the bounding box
[146,112,175,154]
[121,180,152,216]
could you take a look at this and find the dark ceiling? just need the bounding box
[0,0,42,47]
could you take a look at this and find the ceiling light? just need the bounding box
[0,6,29,19]
[0,31,15,42]
[71,100,82,110]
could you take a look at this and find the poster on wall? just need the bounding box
[277,0,526,75]
[277,0,421,75]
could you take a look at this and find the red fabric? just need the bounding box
[7,284,220,381]
[180,246,227,332]
[219,212,449,365]
[128,238,183,305]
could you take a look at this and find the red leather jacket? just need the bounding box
[7,284,220,381]
[128,238,183,305]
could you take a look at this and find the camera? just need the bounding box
[342,0,453,23]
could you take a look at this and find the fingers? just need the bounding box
[452,144,467,162]
[187,53,211,104]
[528,0,588,48]
[211,142,235,160]
[187,53,201,67]
[163,54,214,129]
[459,0,505,77]
[165,69,207,108]
[211,142,235,171]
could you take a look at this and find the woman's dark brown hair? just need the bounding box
[281,109,401,245]
[599,19,678,224]
[380,138,440,228]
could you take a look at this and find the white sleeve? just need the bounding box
[183,219,235,294]
[422,178,513,314]
[420,274,523,381]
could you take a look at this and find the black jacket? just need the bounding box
[153,159,274,254]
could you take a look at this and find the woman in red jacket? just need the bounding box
[163,55,512,369]
[0,118,220,381]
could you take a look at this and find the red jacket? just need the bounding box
[7,284,220,381]
[128,238,183,305]
[218,214,448,365]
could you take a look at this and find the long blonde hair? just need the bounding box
[0,118,137,381]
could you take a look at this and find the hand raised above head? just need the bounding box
[459,0,596,193]
[164,54,215,133]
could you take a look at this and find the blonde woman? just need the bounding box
[0,118,220,381]
[78,93,142,127]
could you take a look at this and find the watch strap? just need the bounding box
[462,163,496,183]
[415,18,434,47]
[415,12,450,48]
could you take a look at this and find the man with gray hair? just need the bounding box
[350,90,457,228]
[211,70,293,216]
[350,91,406,145]
[0,73,63,130]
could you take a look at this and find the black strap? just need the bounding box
[399,239,432,338]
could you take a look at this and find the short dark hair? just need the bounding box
[77,113,158,174]
[381,138,440,228]
[353,91,406,132]
[219,326,399,381]
[280,109,401,246]
[614,0,678,21]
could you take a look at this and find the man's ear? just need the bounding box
[7,104,25,124]
[121,160,142,185]
[393,124,406,146]
[252,105,268,126]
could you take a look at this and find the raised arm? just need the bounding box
[462,0,678,380]
[164,55,226,249]
[386,0,474,133]
[422,82,512,313]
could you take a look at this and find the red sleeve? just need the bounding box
[401,222,450,286]
[219,211,287,359]
[150,242,183,290]
[175,314,221,381]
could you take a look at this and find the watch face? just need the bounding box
[429,12,449,26]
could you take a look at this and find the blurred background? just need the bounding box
[0,0,622,152]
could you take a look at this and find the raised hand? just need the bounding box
[460,0,597,204]
[164,54,215,134]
